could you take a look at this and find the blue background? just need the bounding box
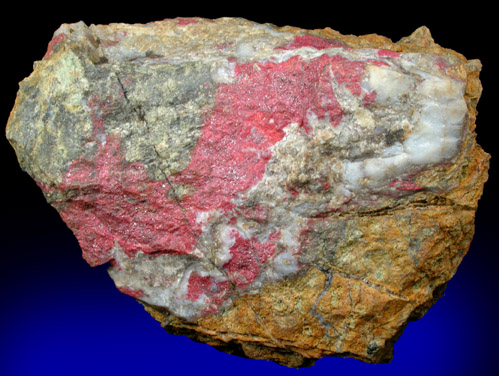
[2,3,497,375]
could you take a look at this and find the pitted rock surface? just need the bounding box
[6,17,489,367]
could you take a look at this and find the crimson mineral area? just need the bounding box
[6,17,489,367]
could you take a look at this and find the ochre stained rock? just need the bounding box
[6,17,489,367]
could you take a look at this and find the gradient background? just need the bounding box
[1,3,497,375]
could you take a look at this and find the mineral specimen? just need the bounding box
[6,17,489,367]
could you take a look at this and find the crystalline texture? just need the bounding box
[6,18,489,367]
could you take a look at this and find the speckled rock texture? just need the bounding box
[6,17,489,367]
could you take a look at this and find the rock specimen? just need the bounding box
[6,17,489,367]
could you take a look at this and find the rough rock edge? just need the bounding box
[129,22,489,368]
[142,280,449,368]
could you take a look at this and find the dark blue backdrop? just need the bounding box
[2,4,497,375]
